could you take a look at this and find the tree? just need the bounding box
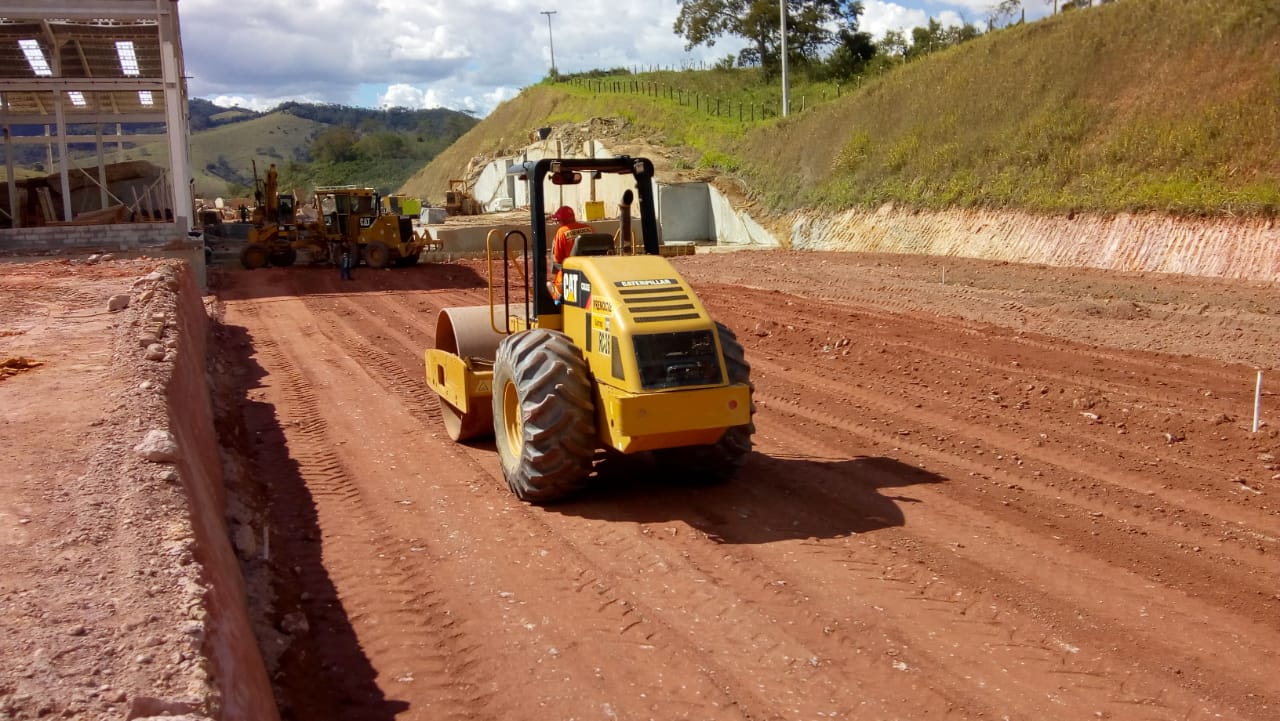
[904,18,980,59]
[675,0,866,73]
[877,29,908,60]
[988,0,1022,28]
[823,28,876,78]
[355,131,407,160]
[310,127,358,164]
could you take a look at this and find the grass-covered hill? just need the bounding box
[51,101,479,200]
[404,0,1280,218]
[181,103,476,199]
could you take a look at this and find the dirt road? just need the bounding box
[206,251,1278,721]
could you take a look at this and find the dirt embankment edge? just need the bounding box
[166,263,278,721]
[783,205,1280,281]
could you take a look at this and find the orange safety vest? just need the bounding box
[551,222,594,299]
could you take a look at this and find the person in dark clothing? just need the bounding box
[339,241,355,281]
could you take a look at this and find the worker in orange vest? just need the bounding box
[549,205,593,301]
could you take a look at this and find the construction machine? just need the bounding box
[240,191,303,268]
[311,186,429,268]
[444,179,481,215]
[423,156,754,502]
[238,175,432,269]
[239,160,305,268]
[382,193,422,218]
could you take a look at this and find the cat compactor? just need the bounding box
[424,156,754,502]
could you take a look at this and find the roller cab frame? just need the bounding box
[424,156,754,502]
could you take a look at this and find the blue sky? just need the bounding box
[178,0,1052,117]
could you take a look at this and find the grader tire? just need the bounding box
[239,245,268,269]
[492,329,596,503]
[653,322,755,483]
[269,246,297,267]
[364,241,392,269]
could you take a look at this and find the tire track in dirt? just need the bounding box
[708,287,1277,556]
[690,269,1245,388]
[230,298,493,721]
[550,501,969,720]
[222,259,1280,721]
[269,280,758,720]
[677,253,1280,370]
[686,289,1276,719]
[708,282,1251,423]
[746,343,1278,556]
[725,296,1280,622]
[738,417,1271,721]
[750,368,1280,572]
[293,280,971,719]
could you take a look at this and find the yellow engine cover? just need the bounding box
[555,254,750,453]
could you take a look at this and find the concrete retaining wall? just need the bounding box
[657,183,712,243]
[707,184,782,249]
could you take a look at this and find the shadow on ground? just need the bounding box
[211,320,408,721]
[552,451,945,544]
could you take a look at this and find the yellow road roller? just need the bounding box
[424,156,754,502]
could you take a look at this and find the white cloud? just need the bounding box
[376,84,445,110]
[208,94,323,113]
[862,1,933,38]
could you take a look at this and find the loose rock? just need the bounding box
[133,430,178,463]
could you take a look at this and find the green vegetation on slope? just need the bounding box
[742,0,1280,215]
[189,113,326,196]
[409,0,1280,217]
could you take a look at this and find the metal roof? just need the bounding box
[0,1,181,125]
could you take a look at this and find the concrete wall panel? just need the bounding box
[657,183,712,243]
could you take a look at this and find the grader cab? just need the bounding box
[312,186,428,268]
[423,156,754,502]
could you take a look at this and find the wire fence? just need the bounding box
[564,76,861,123]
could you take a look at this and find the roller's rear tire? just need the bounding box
[492,329,596,503]
[653,322,755,484]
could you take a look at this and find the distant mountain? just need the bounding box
[188,101,480,199]
[189,97,260,131]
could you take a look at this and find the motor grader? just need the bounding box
[310,186,429,268]
[239,192,303,268]
[240,185,430,269]
[423,156,754,502]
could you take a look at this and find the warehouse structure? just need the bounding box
[0,0,193,250]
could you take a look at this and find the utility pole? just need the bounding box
[779,0,789,117]
[540,10,558,76]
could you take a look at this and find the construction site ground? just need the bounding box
[1,249,1278,720]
